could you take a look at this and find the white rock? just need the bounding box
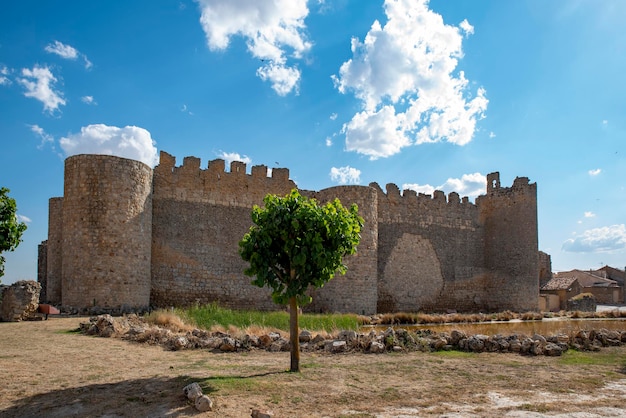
[183,382,203,401]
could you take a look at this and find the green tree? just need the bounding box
[239,189,363,372]
[0,187,28,281]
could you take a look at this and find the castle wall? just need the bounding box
[373,183,485,312]
[303,186,379,315]
[61,155,153,309]
[150,152,296,309]
[45,197,63,305]
[40,152,541,314]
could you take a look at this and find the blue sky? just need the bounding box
[1,0,625,285]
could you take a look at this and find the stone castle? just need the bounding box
[38,152,540,314]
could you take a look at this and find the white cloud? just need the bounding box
[0,65,10,85]
[584,211,596,218]
[459,19,474,36]
[333,0,487,159]
[602,120,608,125]
[59,124,159,167]
[588,168,601,176]
[28,124,55,149]
[17,214,32,224]
[489,131,496,139]
[562,224,626,253]
[45,40,92,69]
[325,136,333,147]
[404,172,486,199]
[330,166,361,185]
[195,0,311,96]
[17,65,66,113]
[81,95,96,105]
[217,151,252,167]
[45,40,78,59]
[330,112,338,121]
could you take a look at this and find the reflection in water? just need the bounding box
[369,318,626,336]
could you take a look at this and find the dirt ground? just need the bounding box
[1,317,626,418]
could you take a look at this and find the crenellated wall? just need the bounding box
[150,152,296,309]
[41,152,540,314]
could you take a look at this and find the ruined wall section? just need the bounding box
[45,197,63,305]
[301,186,378,315]
[475,172,539,311]
[61,155,153,310]
[374,183,484,312]
[150,152,296,309]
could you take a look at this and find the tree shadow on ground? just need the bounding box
[0,375,203,418]
[0,371,289,418]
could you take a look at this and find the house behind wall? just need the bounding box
[40,152,541,314]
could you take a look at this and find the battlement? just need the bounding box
[369,182,475,207]
[153,151,296,206]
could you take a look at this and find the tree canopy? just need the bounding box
[239,189,363,371]
[0,187,28,280]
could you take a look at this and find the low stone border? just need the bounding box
[80,314,626,357]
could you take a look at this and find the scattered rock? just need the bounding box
[195,394,213,412]
[251,409,273,418]
[183,382,203,401]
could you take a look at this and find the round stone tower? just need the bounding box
[61,154,153,310]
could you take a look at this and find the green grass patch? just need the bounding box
[177,302,360,333]
[558,350,623,367]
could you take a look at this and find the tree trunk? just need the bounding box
[289,296,300,372]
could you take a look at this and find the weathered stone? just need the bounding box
[195,394,213,412]
[326,340,347,353]
[0,280,41,322]
[183,382,203,401]
[449,330,466,346]
[369,341,385,353]
[430,337,448,351]
[251,409,274,418]
[338,330,357,342]
[544,342,564,356]
[299,330,312,343]
[172,336,188,350]
[467,335,489,352]
[219,337,237,352]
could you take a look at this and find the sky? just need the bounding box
[1,0,625,285]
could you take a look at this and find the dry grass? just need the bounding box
[1,318,626,417]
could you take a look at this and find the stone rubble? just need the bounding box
[182,382,213,412]
[0,280,41,322]
[80,315,626,357]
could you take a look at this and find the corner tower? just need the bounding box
[60,155,153,310]
[477,172,539,311]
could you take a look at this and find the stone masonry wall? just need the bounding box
[150,152,296,309]
[41,152,540,314]
[476,174,539,311]
[373,183,484,312]
[61,155,153,310]
[303,186,379,315]
[46,197,63,305]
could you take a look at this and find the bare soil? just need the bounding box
[1,317,626,417]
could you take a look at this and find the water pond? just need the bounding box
[368,318,626,336]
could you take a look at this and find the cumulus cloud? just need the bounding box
[195,0,311,95]
[404,172,486,200]
[329,166,361,185]
[45,40,92,69]
[562,224,626,253]
[333,0,487,159]
[17,65,66,113]
[588,168,601,176]
[217,151,252,167]
[59,124,159,167]
[584,211,596,218]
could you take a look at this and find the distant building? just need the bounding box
[544,268,623,307]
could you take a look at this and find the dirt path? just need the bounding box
[1,317,626,417]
